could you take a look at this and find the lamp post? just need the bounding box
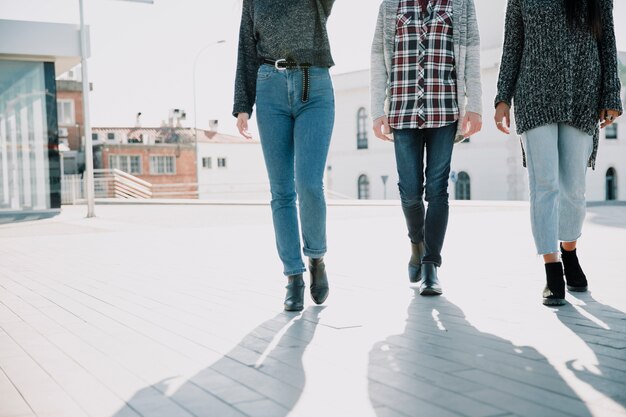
[78,0,154,218]
[192,40,226,196]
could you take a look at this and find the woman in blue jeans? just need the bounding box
[233,0,335,311]
[495,0,622,305]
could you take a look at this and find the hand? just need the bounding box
[372,116,393,141]
[494,102,511,135]
[236,113,253,140]
[461,111,482,138]
[599,109,620,129]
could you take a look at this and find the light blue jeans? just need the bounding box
[523,123,593,255]
[255,64,335,276]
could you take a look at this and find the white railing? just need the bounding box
[93,169,153,199]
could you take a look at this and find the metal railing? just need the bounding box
[93,169,153,199]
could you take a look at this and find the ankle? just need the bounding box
[561,242,577,252]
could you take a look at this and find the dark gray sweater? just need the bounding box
[495,0,623,168]
[233,0,336,117]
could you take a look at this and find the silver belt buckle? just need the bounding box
[275,59,287,71]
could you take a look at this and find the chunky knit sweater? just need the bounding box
[233,0,336,117]
[495,0,623,168]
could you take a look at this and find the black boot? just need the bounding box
[408,242,425,284]
[419,263,442,296]
[543,262,566,306]
[309,258,329,305]
[284,274,305,311]
[560,244,588,292]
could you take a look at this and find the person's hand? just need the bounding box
[600,109,620,129]
[494,102,511,134]
[236,113,253,140]
[461,111,482,138]
[373,116,393,141]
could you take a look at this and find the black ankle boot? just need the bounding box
[284,274,305,311]
[560,244,588,292]
[309,258,329,305]
[543,262,566,306]
[419,263,442,296]
[408,242,424,283]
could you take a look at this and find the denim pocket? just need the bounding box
[257,65,275,81]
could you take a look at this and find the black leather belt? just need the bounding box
[263,59,312,103]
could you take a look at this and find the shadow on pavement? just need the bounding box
[555,293,626,411]
[586,205,626,229]
[368,292,594,417]
[110,306,324,417]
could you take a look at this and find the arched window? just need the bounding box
[357,107,368,150]
[358,174,370,200]
[606,167,618,201]
[455,171,471,200]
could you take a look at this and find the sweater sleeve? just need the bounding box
[232,0,259,118]
[370,3,388,121]
[318,0,335,16]
[598,0,623,114]
[464,0,483,115]
[494,0,524,108]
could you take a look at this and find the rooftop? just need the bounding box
[0,201,624,417]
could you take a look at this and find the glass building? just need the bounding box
[0,19,86,223]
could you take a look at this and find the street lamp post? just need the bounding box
[78,0,153,218]
[192,40,226,195]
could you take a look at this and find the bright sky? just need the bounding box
[1,0,625,136]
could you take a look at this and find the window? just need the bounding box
[57,99,75,125]
[455,171,471,200]
[605,123,618,140]
[217,157,227,168]
[357,107,368,150]
[358,174,370,200]
[150,155,175,175]
[606,167,617,201]
[107,132,116,141]
[108,155,142,174]
[202,157,212,169]
[92,133,99,141]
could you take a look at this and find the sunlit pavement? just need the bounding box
[0,201,625,417]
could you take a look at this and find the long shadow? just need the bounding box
[110,306,324,417]
[586,205,626,230]
[368,293,594,417]
[555,293,626,410]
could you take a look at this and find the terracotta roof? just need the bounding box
[91,127,258,144]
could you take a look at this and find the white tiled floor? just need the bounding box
[0,202,625,417]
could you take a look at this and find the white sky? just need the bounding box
[1,0,625,136]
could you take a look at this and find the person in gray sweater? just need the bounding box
[371,0,483,295]
[495,0,623,306]
[233,0,335,312]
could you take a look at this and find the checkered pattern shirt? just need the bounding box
[388,0,459,130]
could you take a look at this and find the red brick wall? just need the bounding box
[56,90,84,151]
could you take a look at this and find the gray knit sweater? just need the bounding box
[495,0,623,168]
[233,0,335,117]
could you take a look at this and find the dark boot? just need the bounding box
[309,258,329,305]
[284,274,305,311]
[419,263,442,296]
[408,242,425,283]
[543,262,566,306]
[560,244,588,292]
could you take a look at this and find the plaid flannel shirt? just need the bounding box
[388,0,459,130]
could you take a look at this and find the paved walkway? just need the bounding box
[0,202,625,417]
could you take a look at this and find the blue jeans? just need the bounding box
[522,123,593,255]
[255,64,335,276]
[393,123,457,266]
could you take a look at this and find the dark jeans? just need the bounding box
[393,123,456,266]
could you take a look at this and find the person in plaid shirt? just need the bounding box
[371,0,483,295]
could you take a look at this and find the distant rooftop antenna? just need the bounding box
[135,112,142,128]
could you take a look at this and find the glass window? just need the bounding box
[217,157,227,168]
[92,132,99,141]
[107,132,116,141]
[109,155,141,174]
[606,167,617,200]
[57,99,75,125]
[455,171,471,200]
[202,157,212,169]
[0,60,56,215]
[150,155,175,175]
[358,174,370,200]
[357,107,368,150]
[605,123,618,140]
